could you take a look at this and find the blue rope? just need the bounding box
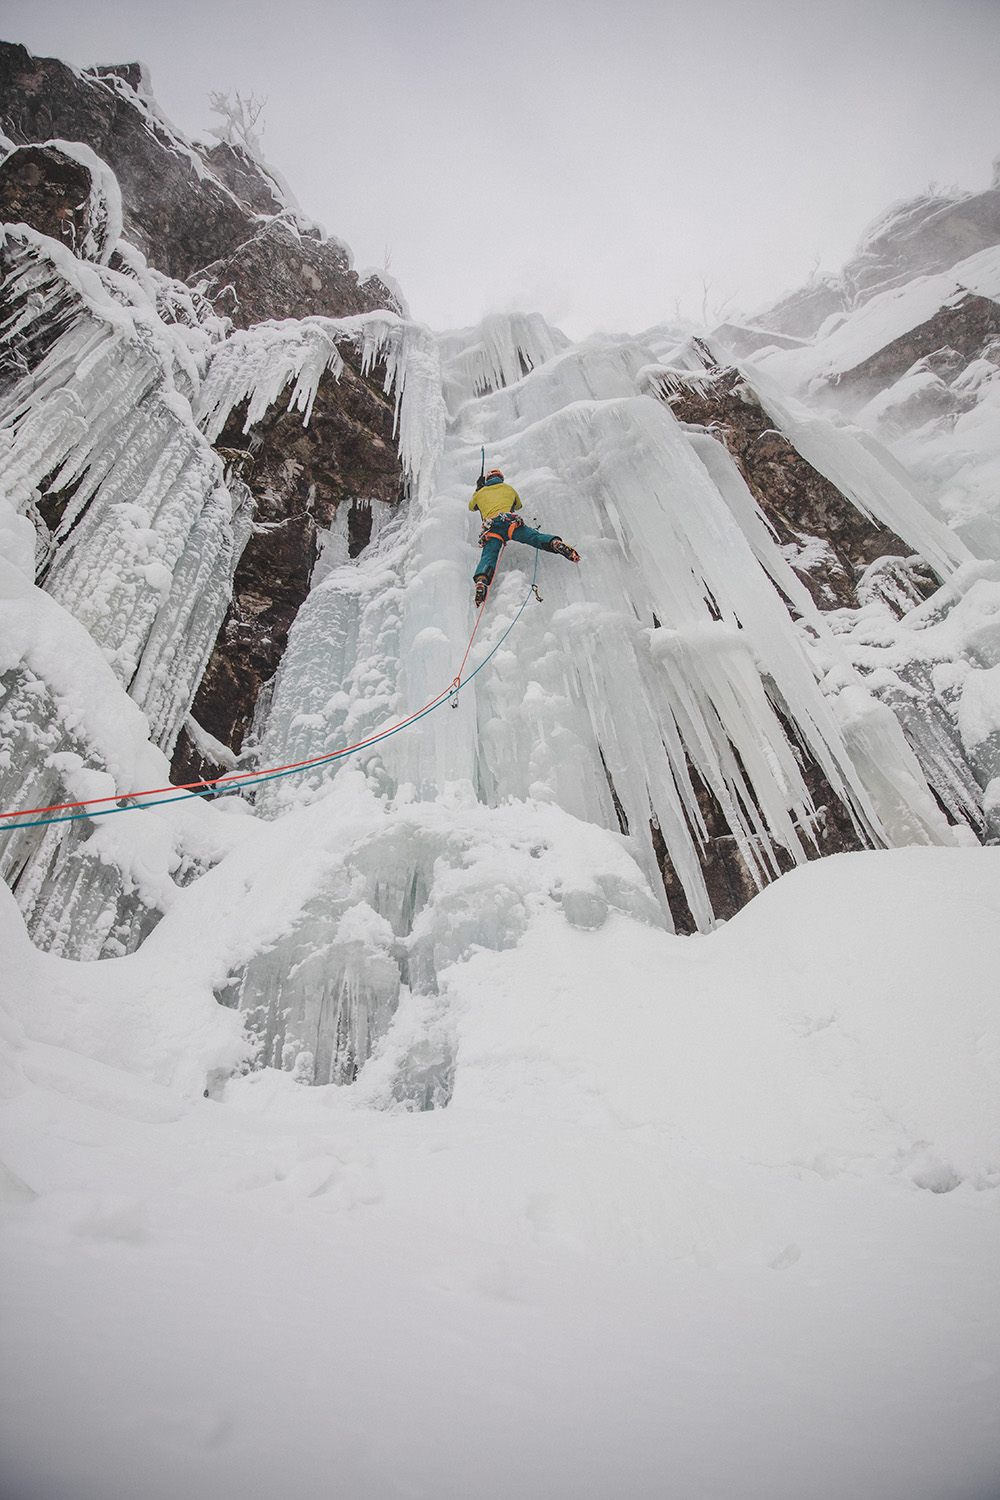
[1,551,540,833]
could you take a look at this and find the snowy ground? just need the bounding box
[2,843,998,1500]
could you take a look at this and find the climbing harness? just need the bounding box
[0,549,541,833]
[478,512,522,546]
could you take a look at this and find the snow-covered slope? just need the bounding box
[1,846,998,1500]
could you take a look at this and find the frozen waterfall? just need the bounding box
[221,314,972,1086]
[0,253,986,1091]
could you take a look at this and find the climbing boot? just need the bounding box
[549,539,580,563]
[474,577,488,606]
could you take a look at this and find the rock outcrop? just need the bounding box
[0,42,256,280]
[842,178,1000,301]
[827,293,1000,408]
[195,218,402,329]
[197,138,286,218]
[0,40,401,317]
[0,143,107,260]
[735,165,1000,343]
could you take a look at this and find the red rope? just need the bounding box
[452,565,497,688]
[0,562,504,824]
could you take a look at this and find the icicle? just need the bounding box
[438,312,571,415]
[0,234,257,751]
[744,364,973,580]
[195,311,446,497]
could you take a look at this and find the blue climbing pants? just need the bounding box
[475,514,558,583]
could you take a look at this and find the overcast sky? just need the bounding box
[3,0,999,338]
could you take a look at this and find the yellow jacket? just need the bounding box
[470,482,521,522]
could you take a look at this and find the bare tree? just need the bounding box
[208,90,267,159]
[700,279,739,329]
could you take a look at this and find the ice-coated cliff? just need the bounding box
[0,79,995,1092]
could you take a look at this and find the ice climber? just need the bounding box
[470,469,579,606]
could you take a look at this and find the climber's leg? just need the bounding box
[475,534,504,585]
[510,522,558,551]
[512,524,580,562]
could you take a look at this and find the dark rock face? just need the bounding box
[827,294,1000,407]
[91,61,147,92]
[659,366,912,608]
[0,41,257,281]
[171,353,403,785]
[199,140,286,217]
[0,42,403,319]
[195,218,402,328]
[0,144,100,259]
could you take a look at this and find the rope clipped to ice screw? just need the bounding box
[0,550,542,831]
